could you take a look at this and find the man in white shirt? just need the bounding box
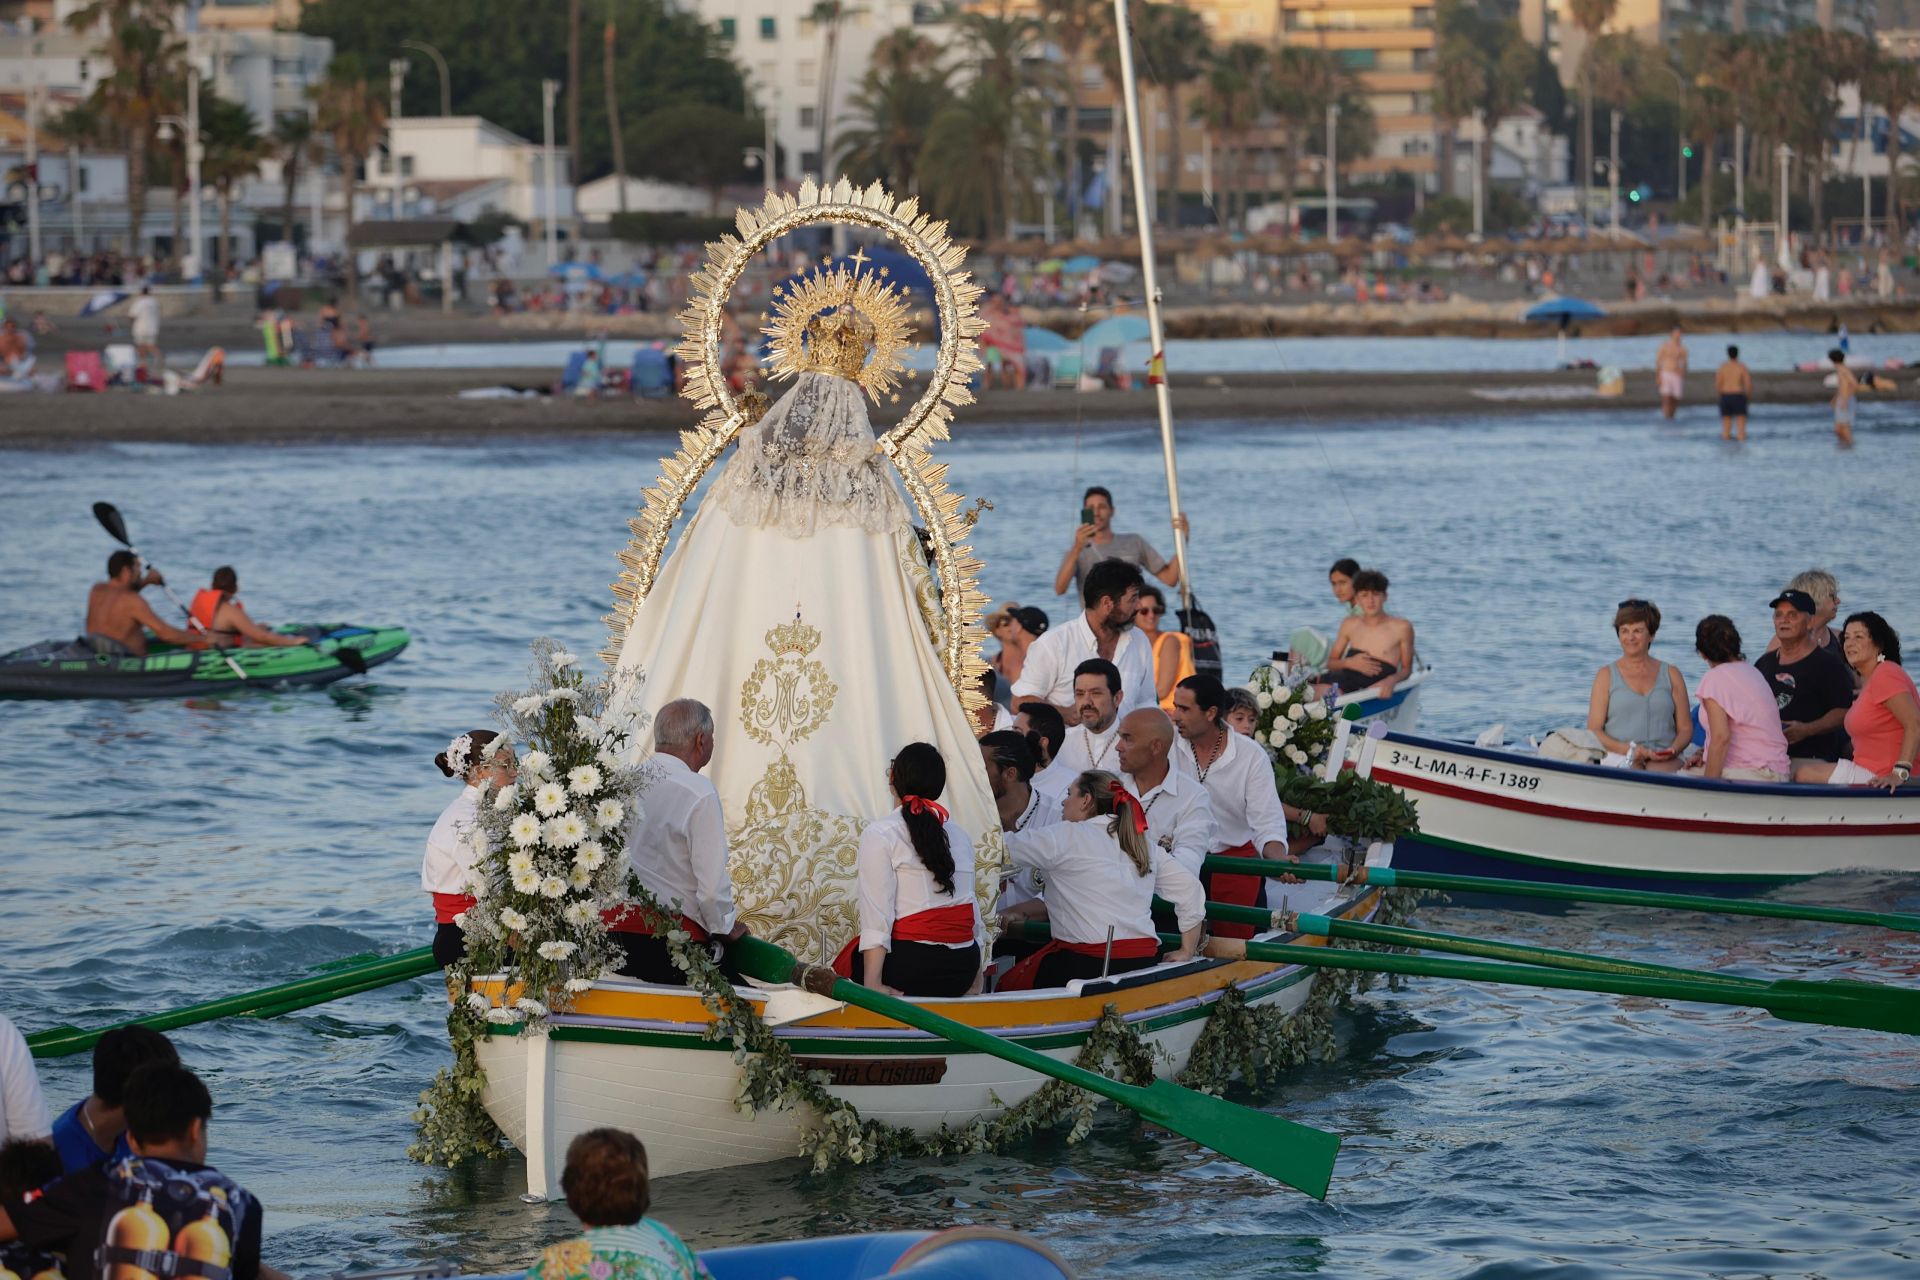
[1115,708,1215,879]
[0,1013,49,1146]
[127,285,161,376]
[1013,558,1155,720]
[980,730,1061,951]
[615,698,746,985]
[1034,659,1124,795]
[1169,673,1297,939]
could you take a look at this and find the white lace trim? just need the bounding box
[708,372,909,536]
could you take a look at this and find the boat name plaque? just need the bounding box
[793,1056,950,1087]
[1383,748,1543,791]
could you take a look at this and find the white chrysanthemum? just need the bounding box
[499,907,528,933]
[521,750,551,778]
[467,829,494,859]
[465,993,492,1014]
[533,782,568,816]
[467,874,492,899]
[566,863,592,891]
[545,813,587,848]
[594,799,624,829]
[509,813,542,847]
[573,714,601,741]
[485,1006,523,1024]
[564,900,595,928]
[451,911,469,929]
[1308,701,1329,721]
[493,784,518,812]
[512,694,545,716]
[564,977,594,993]
[550,650,578,671]
[536,940,577,961]
[515,996,549,1016]
[540,875,567,899]
[1287,703,1307,722]
[511,868,541,894]
[507,850,534,875]
[1256,691,1274,709]
[597,748,622,772]
[567,764,603,796]
[574,841,607,872]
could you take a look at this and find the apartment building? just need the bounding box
[1277,0,1441,184]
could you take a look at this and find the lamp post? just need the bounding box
[1326,101,1339,243]
[400,40,450,116]
[542,78,561,267]
[1471,108,1484,237]
[1608,108,1621,239]
[388,58,409,219]
[1776,143,1792,271]
[24,79,41,265]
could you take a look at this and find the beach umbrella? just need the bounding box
[80,290,128,317]
[1023,326,1072,354]
[1035,257,1067,274]
[1526,296,1606,366]
[1099,259,1139,281]
[1080,313,1151,352]
[1062,254,1101,274]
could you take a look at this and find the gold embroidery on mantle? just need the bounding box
[738,615,838,747]
[728,754,863,963]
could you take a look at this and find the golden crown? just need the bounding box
[765,258,912,403]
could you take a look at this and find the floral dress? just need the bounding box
[527,1222,711,1280]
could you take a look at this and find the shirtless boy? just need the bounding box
[1320,569,1415,699]
[1655,328,1688,420]
[84,551,200,656]
[1830,348,1858,446]
[1715,345,1752,441]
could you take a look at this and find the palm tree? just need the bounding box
[1134,2,1210,229]
[67,0,184,255]
[1266,45,1343,231]
[1191,41,1263,228]
[809,0,858,178]
[1431,35,1482,201]
[835,30,952,192]
[200,95,268,274]
[312,69,387,297]
[1566,0,1619,226]
[1866,54,1920,237]
[1039,0,1099,234]
[271,111,317,249]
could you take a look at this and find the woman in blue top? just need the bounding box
[1587,599,1692,769]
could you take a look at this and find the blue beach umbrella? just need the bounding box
[1525,296,1606,366]
[80,290,129,317]
[1062,254,1101,274]
[1024,326,1072,354]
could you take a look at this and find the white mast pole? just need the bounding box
[1110,0,1191,610]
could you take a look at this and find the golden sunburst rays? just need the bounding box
[764,265,913,404]
[603,179,990,715]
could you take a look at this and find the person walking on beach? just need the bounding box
[1656,328,1688,420]
[1830,348,1859,446]
[128,285,161,377]
[1715,346,1752,441]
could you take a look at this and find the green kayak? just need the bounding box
[0,624,409,700]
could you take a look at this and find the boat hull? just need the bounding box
[1357,730,1920,889]
[472,847,1390,1194]
[0,624,408,699]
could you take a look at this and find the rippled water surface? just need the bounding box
[6,401,1920,1277]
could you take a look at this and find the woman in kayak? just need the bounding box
[423,729,517,967]
[188,567,305,648]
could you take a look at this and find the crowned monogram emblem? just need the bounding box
[738,609,838,749]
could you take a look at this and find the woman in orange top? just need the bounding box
[188,566,305,648]
[1133,585,1194,712]
[1794,612,1919,791]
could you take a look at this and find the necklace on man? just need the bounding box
[1011,785,1041,831]
[1085,723,1116,769]
[1196,727,1227,783]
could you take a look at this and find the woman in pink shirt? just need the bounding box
[1795,612,1919,790]
[1689,615,1790,782]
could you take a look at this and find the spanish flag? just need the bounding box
[1147,350,1167,385]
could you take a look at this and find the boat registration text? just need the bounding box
[1384,748,1542,791]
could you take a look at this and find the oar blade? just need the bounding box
[1764,978,1920,1037]
[92,502,131,546]
[1138,1078,1341,1199]
[333,644,370,677]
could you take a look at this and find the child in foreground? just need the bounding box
[528,1129,711,1280]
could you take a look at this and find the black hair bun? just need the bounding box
[434,751,456,778]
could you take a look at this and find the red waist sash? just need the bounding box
[1204,839,1262,940]
[998,935,1159,992]
[432,893,477,925]
[603,905,710,942]
[830,903,976,977]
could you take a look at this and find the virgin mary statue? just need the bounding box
[606,204,998,965]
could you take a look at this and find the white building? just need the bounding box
[368,116,573,231]
[680,0,957,182]
[1449,107,1571,195]
[575,175,711,221]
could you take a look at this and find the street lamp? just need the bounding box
[542,78,561,267]
[388,59,410,218]
[400,40,450,117]
[1776,143,1792,271]
[1326,101,1340,243]
[157,104,204,277]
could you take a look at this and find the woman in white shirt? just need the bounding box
[846,742,983,997]
[1000,769,1206,990]
[422,728,516,967]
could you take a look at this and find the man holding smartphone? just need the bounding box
[1053,486,1190,599]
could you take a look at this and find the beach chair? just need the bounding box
[631,346,672,398]
[559,350,590,395]
[65,350,107,392]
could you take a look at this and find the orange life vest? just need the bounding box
[189,588,224,631]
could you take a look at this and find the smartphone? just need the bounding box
[1080,506,1094,526]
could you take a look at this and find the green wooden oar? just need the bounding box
[1202,854,1920,934]
[727,936,1342,1198]
[1196,935,1920,1037]
[26,947,437,1060]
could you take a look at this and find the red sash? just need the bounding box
[602,905,710,942]
[1205,839,1262,940]
[431,892,477,924]
[997,935,1159,992]
[830,903,975,978]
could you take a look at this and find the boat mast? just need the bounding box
[1109,0,1192,612]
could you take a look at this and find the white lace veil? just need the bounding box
[706,370,910,537]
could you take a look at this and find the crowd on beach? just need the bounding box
[0,1022,714,1279]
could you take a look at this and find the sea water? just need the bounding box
[5,403,1919,1276]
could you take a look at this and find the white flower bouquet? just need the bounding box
[1242,663,1339,772]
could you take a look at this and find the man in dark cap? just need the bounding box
[1754,590,1854,762]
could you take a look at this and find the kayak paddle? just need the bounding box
[728,936,1342,1198]
[92,501,251,685]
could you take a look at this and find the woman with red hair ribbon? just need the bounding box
[835,742,984,996]
[999,770,1205,990]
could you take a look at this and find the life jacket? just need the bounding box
[189,588,225,631]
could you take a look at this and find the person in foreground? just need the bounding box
[1000,770,1205,990]
[49,1027,178,1175]
[0,1063,276,1280]
[1689,615,1790,782]
[1753,590,1854,764]
[1170,674,1297,939]
[0,1014,47,1148]
[1586,599,1691,770]
[83,551,201,657]
[1320,569,1414,698]
[1794,613,1918,791]
[843,743,983,997]
[528,1128,710,1280]
[187,567,306,648]
[1014,558,1156,720]
[422,729,517,969]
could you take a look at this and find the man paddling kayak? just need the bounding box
[83,551,204,657]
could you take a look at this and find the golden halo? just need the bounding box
[765,265,912,403]
[603,179,990,717]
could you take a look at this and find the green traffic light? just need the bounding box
[1682,145,1694,158]
[1629,189,1642,202]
